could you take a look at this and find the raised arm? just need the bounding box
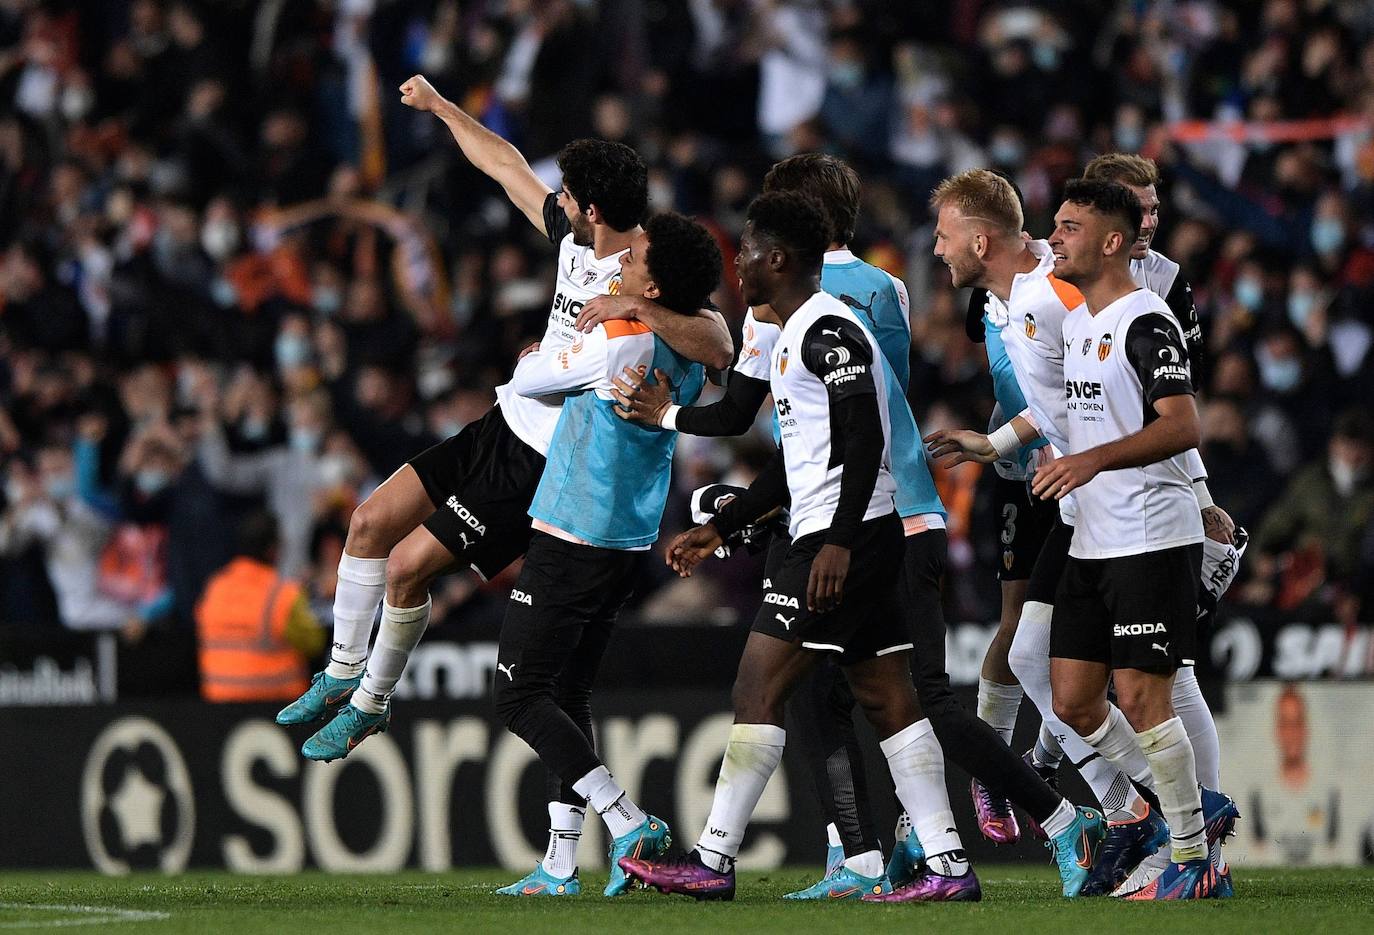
[400,74,552,235]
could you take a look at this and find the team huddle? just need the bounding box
[273,74,1244,904]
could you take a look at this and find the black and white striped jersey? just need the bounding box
[769,292,896,539]
[1062,288,1204,560]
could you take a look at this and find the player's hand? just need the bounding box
[1202,504,1236,545]
[807,544,850,613]
[923,428,999,465]
[611,367,671,425]
[576,294,645,333]
[399,75,443,112]
[1031,450,1102,500]
[665,524,723,577]
[517,341,540,360]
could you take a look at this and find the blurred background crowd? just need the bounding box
[2,0,1373,694]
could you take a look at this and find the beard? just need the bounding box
[570,214,594,246]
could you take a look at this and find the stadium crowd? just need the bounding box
[2,0,1373,683]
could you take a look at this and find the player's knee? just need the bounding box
[1115,688,1171,732]
[385,544,431,602]
[347,496,391,554]
[730,675,782,725]
[1051,695,1098,737]
[1006,636,1042,688]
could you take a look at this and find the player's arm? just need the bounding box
[399,75,552,235]
[803,317,886,611]
[611,366,770,435]
[1032,314,1201,501]
[576,295,733,371]
[507,329,613,398]
[665,447,787,577]
[924,412,1041,466]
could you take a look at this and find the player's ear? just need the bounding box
[643,281,661,300]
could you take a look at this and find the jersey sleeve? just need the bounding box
[675,371,771,437]
[1163,275,1203,389]
[507,329,613,397]
[1125,312,1194,405]
[800,315,877,402]
[966,289,989,343]
[734,309,778,381]
[542,191,573,245]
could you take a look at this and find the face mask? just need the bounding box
[1287,291,1316,329]
[829,61,864,91]
[134,470,170,495]
[240,419,269,443]
[1311,218,1345,255]
[210,277,238,308]
[44,475,75,501]
[289,429,320,454]
[275,334,311,369]
[1329,456,1367,497]
[990,139,1024,167]
[1235,277,1263,311]
[312,285,342,316]
[201,220,239,261]
[1032,43,1059,71]
[317,454,351,487]
[1258,354,1302,394]
[61,86,94,122]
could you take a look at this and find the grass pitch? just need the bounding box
[1,866,1371,934]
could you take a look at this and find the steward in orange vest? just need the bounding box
[197,513,324,701]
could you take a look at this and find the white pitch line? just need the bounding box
[0,903,170,929]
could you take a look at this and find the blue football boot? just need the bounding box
[496,865,580,896]
[276,671,361,725]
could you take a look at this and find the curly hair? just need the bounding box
[763,153,861,246]
[745,191,830,270]
[644,213,722,315]
[557,139,648,233]
[1062,178,1143,242]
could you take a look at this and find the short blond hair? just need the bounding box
[1083,153,1160,188]
[929,170,1023,236]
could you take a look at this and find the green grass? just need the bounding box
[0,867,1371,934]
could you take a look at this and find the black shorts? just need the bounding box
[993,476,1060,581]
[496,531,637,700]
[408,406,545,580]
[1050,543,1203,673]
[1025,518,1074,605]
[751,513,908,664]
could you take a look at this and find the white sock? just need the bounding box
[894,811,912,843]
[541,802,584,878]
[826,823,841,848]
[1172,667,1221,790]
[843,849,883,878]
[1009,602,1142,817]
[1039,797,1078,839]
[357,598,430,707]
[880,718,962,858]
[977,677,1024,744]
[1136,717,1206,862]
[695,723,787,865]
[573,766,647,840]
[325,552,387,678]
[1080,707,1156,822]
[1033,722,1064,769]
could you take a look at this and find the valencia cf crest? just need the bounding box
[1002,549,1014,571]
[608,275,621,296]
[1024,313,1037,339]
[779,348,789,374]
[1081,338,1093,356]
[1098,333,1113,361]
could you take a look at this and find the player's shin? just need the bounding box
[880,719,967,874]
[1136,717,1206,862]
[354,599,431,713]
[693,723,787,871]
[325,552,388,678]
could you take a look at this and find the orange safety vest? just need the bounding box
[197,557,309,702]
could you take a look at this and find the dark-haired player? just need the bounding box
[609,154,1100,901]
[274,71,731,788]
[620,191,980,902]
[1033,179,1217,899]
[492,211,721,897]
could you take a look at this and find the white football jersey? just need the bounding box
[1061,288,1203,559]
[769,292,896,539]
[735,307,780,382]
[496,230,625,455]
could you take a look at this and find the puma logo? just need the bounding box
[497,663,516,681]
[839,291,878,326]
[1152,642,1170,655]
[775,613,795,630]
[821,327,843,340]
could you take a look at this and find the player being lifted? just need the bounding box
[608,155,1103,900]
[274,77,730,759]
[618,191,979,902]
[491,212,721,898]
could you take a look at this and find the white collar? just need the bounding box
[824,248,858,264]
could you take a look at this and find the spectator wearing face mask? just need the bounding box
[1199,396,1283,533]
[1248,409,1374,612]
